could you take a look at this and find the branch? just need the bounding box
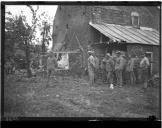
[26,5,40,41]
[27,5,34,15]
[35,5,39,13]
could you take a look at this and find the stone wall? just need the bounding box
[53,5,159,50]
[52,6,93,67]
[91,6,159,30]
[52,5,160,68]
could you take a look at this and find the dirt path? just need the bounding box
[4,75,160,118]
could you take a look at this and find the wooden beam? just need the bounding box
[51,50,80,54]
[74,33,86,68]
[75,33,85,53]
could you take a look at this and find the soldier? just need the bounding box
[140,53,150,88]
[94,52,100,83]
[115,51,125,87]
[46,52,58,87]
[105,53,115,89]
[133,56,140,84]
[121,54,127,85]
[126,55,136,85]
[87,51,95,86]
[101,55,107,83]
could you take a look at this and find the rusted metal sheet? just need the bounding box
[89,21,159,45]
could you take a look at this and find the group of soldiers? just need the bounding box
[87,50,150,89]
[5,49,150,89]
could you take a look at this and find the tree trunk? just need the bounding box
[25,40,32,78]
[42,42,46,55]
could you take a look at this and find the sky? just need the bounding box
[5,5,58,50]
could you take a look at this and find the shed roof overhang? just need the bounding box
[89,21,159,46]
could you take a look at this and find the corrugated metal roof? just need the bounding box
[89,21,159,45]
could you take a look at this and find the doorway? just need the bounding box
[145,52,153,76]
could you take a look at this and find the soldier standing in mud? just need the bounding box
[133,55,141,84]
[126,55,136,85]
[87,51,95,86]
[121,54,127,85]
[101,55,107,83]
[94,52,100,83]
[115,51,125,87]
[46,52,58,87]
[140,53,150,88]
[105,53,115,88]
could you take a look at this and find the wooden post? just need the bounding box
[99,33,102,43]
[25,39,32,78]
[75,33,86,68]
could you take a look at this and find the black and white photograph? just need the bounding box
[2,2,161,120]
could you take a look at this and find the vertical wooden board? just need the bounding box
[152,46,160,74]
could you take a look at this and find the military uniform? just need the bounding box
[126,57,136,85]
[140,56,150,88]
[94,56,100,82]
[46,54,58,86]
[101,57,107,82]
[115,53,125,87]
[47,56,57,75]
[105,56,114,85]
[122,56,127,85]
[88,52,95,86]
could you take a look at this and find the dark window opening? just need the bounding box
[106,42,127,55]
[131,12,140,28]
[132,16,139,26]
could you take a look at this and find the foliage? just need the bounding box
[5,13,28,62]
[5,5,53,77]
[40,21,52,54]
[5,6,39,76]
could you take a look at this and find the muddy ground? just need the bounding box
[4,74,160,118]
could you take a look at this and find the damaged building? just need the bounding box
[52,5,160,75]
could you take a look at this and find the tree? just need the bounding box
[5,5,53,77]
[41,21,51,55]
[23,5,40,77]
[37,12,52,71]
[5,13,29,72]
[5,6,39,77]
